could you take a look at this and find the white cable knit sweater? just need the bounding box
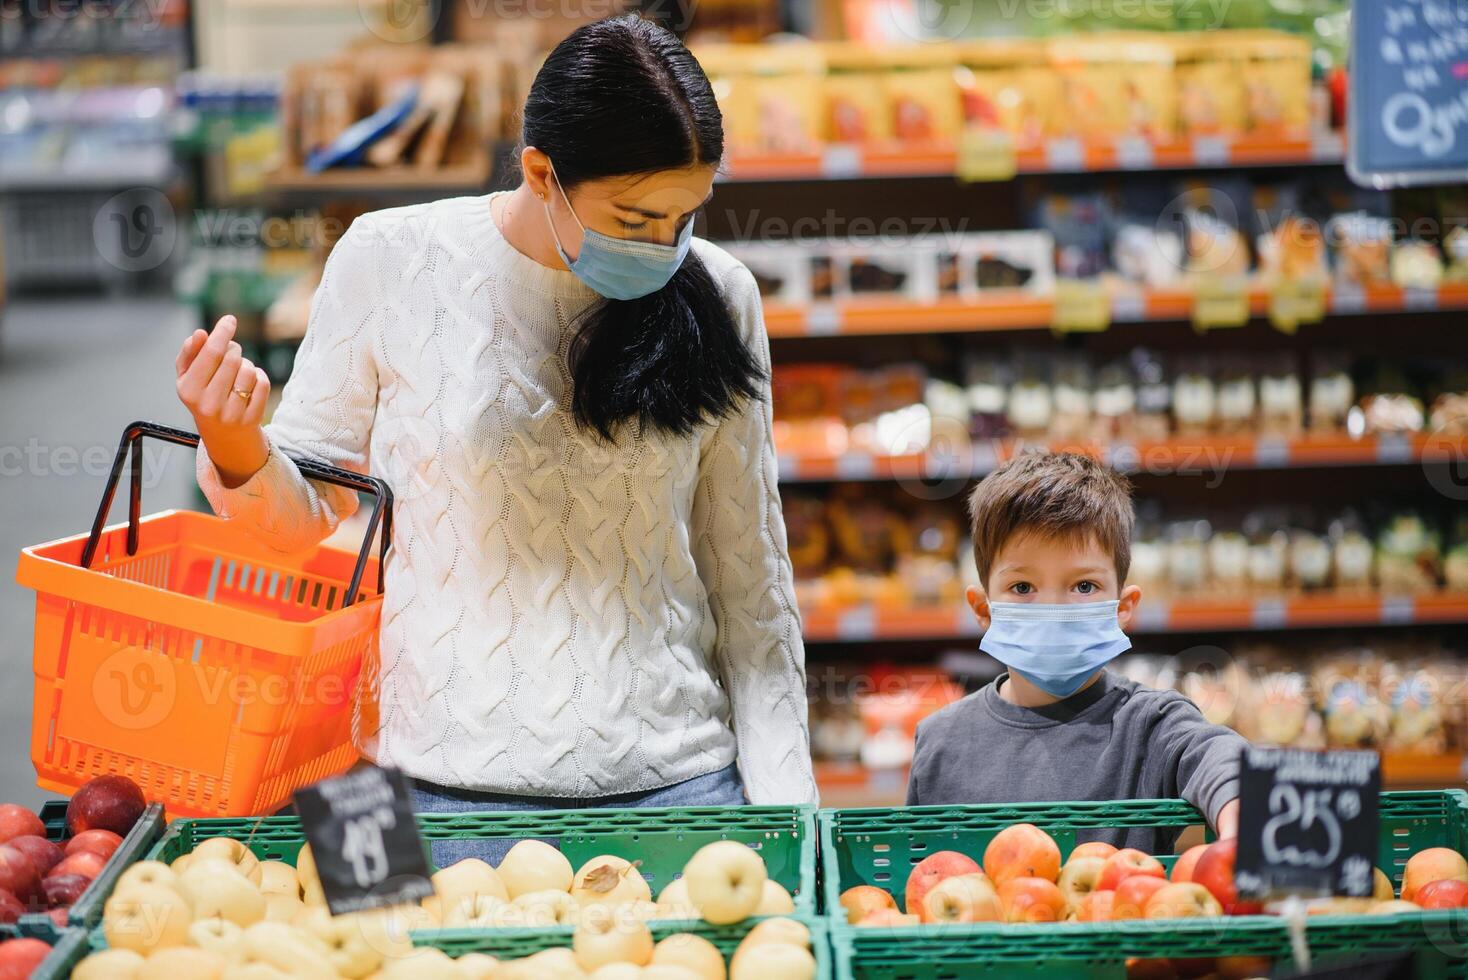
[196,193,817,805]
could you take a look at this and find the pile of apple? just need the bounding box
[74,837,805,979]
[0,774,147,931]
[840,823,1468,927]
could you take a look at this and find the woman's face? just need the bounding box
[527,150,717,259]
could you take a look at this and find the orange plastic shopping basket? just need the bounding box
[16,421,392,818]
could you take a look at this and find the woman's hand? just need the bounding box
[175,315,271,488]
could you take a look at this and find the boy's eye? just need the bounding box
[621,220,649,232]
[1075,581,1098,595]
[1010,582,1033,595]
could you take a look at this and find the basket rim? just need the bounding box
[16,509,382,648]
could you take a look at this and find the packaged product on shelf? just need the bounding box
[1247,666,1324,748]
[856,667,964,771]
[1165,520,1210,593]
[724,241,811,305]
[881,44,963,146]
[1131,349,1173,441]
[1207,528,1251,593]
[1171,356,1217,437]
[954,38,1058,143]
[1234,30,1312,135]
[1129,509,1167,595]
[1048,356,1093,443]
[822,42,890,144]
[1432,390,1468,434]
[1215,356,1258,435]
[1328,511,1376,591]
[1445,518,1468,591]
[1182,201,1251,280]
[1258,352,1305,438]
[960,230,1055,295]
[784,493,832,607]
[1006,356,1054,440]
[1257,212,1329,283]
[831,243,932,302]
[1356,371,1426,432]
[772,363,847,456]
[925,379,971,454]
[896,505,962,605]
[1445,227,1468,280]
[1289,526,1333,591]
[1111,220,1185,288]
[1391,239,1446,288]
[1173,33,1245,137]
[1308,351,1355,432]
[1035,194,1111,280]
[1384,661,1450,754]
[1091,358,1138,443]
[1244,511,1291,593]
[1376,513,1442,594]
[1046,33,1176,141]
[1327,211,1393,285]
[826,488,907,606]
[964,356,1010,439]
[696,43,825,155]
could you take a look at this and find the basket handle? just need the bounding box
[79,420,392,607]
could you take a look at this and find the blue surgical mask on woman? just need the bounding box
[979,599,1131,698]
[544,161,692,301]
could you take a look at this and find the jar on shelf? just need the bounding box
[1308,351,1355,433]
[1131,348,1172,442]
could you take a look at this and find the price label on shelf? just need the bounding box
[956,127,1017,183]
[1267,279,1327,334]
[294,766,433,916]
[1191,276,1250,331]
[1050,280,1111,333]
[1235,747,1381,900]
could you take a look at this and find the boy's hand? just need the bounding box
[1214,798,1240,839]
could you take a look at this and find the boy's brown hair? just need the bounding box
[967,451,1134,585]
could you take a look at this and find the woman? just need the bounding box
[174,16,816,848]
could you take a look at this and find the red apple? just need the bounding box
[1097,849,1166,891]
[997,876,1065,923]
[0,847,40,904]
[983,824,1062,886]
[0,891,21,925]
[1402,847,1468,902]
[1170,844,1208,883]
[65,775,145,837]
[903,850,981,916]
[1074,889,1116,922]
[1144,882,1224,919]
[0,808,44,846]
[1112,875,1169,920]
[42,874,90,908]
[49,851,105,882]
[1417,879,1468,909]
[840,885,897,924]
[0,938,52,980]
[64,829,122,860]
[5,837,62,878]
[1191,839,1264,915]
[1069,841,1119,863]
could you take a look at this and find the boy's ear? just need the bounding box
[1116,583,1143,631]
[966,585,992,631]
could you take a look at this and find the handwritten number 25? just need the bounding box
[1262,786,1341,870]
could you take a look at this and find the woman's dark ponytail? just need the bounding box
[522,14,763,442]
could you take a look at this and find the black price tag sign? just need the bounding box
[293,766,433,916]
[1236,747,1381,900]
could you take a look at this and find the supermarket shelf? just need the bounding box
[815,756,1467,807]
[721,132,1345,183]
[0,162,178,192]
[801,592,1468,642]
[263,162,491,196]
[762,282,1468,338]
[778,433,1468,483]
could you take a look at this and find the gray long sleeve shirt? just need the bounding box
[907,671,1245,853]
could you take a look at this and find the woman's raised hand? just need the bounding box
[175,315,272,486]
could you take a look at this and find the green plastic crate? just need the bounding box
[141,804,817,916]
[421,916,832,979]
[1,802,165,943]
[17,928,91,980]
[822,791,1468,978]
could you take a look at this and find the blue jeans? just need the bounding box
[410,764,746,868]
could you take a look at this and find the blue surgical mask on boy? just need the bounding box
[979,599,1132,698]
[544,161,692,301]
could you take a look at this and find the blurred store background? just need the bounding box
[3,0,1467,809]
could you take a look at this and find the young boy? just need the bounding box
[907,451,1244,852]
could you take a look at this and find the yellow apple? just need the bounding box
[295,844,325,906]
[573,915,655,971]
[293,905,394,979]
[740,916,811,950]
[431,858,510,913]
[179,860,267,927]
[514,888,581,926]
[652,932,727,980]
[72,949,146,980]
[104,883,193,954]
[1370,899,1423,914]
[374,901,441,947]
[456,953,501,980]
[192,837,263,886]
[379,948,461,980]
[498,839,575,898]
[114,860,178,897]
[499,948,587,980]
[683,842,767,925]
[263,893,304,924]
[572,855,653,908]
[659,878,691,907]
[729,941,816,980]
[1374,867,1396,901]
[189,917,245,958]
[755,880,796,915]
[238,922,337,979]
[258,861,301,899]
[147,946,228,980]
[443,893,512,928]
[589,966,644,980]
